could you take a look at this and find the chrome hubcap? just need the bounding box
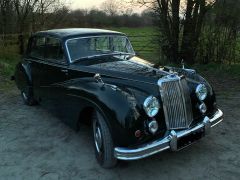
[22,92,28,101]
[94,124,103,153]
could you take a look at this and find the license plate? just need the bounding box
[177,128,205,150]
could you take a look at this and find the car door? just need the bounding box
[26,35,46,99]
[27,35,69,99]
[39,36,69,97]
[40,36,83,123]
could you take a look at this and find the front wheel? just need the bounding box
[92,111,117,168]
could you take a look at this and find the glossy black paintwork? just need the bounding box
[35,28,125,42]
[14,29,217,147]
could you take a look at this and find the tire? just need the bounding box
[21,87,37,106]
[92,111,117,168]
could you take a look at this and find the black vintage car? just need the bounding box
[14,28,223,168]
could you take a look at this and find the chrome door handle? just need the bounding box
[61,69,68,73]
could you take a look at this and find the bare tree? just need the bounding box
[101,0,120,16]
[13,0,39,53]
[13,0,39,33]
[12,0,65,53]
[33,0,64,30]
[0,0,14,34]
[198,0,240,64]
[130,0,215,64]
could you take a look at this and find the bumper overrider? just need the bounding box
[114,109,223,160]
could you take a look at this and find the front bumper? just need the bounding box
[114,109,223,160]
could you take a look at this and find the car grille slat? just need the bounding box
[159,76,193,130]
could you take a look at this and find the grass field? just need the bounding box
[109,27,160,63]
[0,48,20,90]
[0,27,240,91]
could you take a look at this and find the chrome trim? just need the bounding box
[169,130,177,151]
[158,74,193,130]
[114,109,223,160]
[64,35,135,63]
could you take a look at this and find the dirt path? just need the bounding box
[0,86,240,180]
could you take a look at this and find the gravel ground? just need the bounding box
[0,87,239,180]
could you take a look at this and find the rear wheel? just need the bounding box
[21,87,37,106]
[92,111,117,168]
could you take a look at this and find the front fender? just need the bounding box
[66,80,140,126]
[62,78,146,146]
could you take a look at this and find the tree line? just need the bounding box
[0,0,154,35]
[1,0,239,65]
[132,0,240,65]
[0,0,154,54]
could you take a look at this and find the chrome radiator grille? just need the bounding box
[158,75,193,130]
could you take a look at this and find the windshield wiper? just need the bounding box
[72,52,135,63]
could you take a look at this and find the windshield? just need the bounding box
[66,35,135,62]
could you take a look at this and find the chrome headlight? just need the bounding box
[143,96,160,117]
[196,84,207,101]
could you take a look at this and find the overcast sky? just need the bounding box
[69,0,106,10]
[67,0,145,13]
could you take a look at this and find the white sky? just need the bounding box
[68,0,106,10]
[67,0,146,13]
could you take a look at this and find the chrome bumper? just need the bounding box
[114,109,223,160]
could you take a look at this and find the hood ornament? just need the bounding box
[94,73,119,90]
[181,59,185,69]
[94,73,105,85]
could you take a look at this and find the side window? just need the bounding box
[45,37,65,62]
[28,36,45,59]
[113,37,130,52]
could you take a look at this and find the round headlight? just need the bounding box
[196,84,207,101]
[143,96,160,117]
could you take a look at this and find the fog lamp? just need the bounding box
[148,120,158,134]
[199,103,207,114]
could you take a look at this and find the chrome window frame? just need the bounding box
[65,35,135,63]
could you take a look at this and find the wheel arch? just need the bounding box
[66,83,141,147]
[74,96,122,146]
[15,61,32,91]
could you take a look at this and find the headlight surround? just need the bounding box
[196,84,208,101]
[143,96,160,117]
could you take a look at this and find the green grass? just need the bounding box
[192,63,240,78]
[0,46,20,90]
[192,63,240,95]
[109,27,157,35]
[109,27,160,62]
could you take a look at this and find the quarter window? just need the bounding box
[28,36,45,59]
[45,37,65,62]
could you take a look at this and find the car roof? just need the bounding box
[33,28,126,40]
